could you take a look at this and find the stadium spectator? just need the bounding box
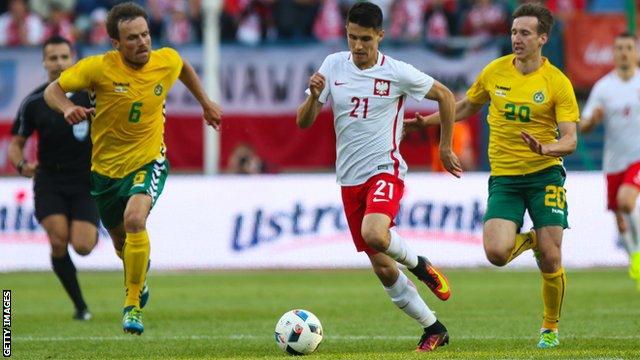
[44,2,76,43]
[220,0,242,41]
[297,2,459,352]
[44,1,222,335]
[388,0,426,42]
[146,0,171,40]
[0,0,45,46]
[8,35,98,321]
[236,0,274,45]
[580,33,640,290]
[29,0,76,19]
[161,1,196,45]
[312,0,344,42]
[423,0,458,41]
[227,143,266,174]
[408,3,578,349]
[460,0,508,38]
[87,7,109,45]
[272,0,319,40]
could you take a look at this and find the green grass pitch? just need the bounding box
[3,268,639,359]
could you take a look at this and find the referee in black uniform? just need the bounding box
[8,36,99,320]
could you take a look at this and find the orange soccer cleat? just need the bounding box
[409,256,451,301]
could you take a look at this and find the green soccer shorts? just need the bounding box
[483,165,569,229]
[90,158,169,229]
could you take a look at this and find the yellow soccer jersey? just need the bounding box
[466,54,579,176]
[58,48,183,178]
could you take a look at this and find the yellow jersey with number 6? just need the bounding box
[466,54,579,176]
[58,48,183,178]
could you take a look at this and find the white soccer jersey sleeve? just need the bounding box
[582,81,603,121]
[304,53,335,104]
[398,63,435,101]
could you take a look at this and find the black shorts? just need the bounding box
[33,172,100,226]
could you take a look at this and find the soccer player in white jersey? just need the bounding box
[296,2,460,352]
[581,33,640,289]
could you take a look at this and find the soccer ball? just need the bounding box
[274,309,323,355]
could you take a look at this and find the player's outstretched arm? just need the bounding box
[404,97,483,133]
[8,136,37,178]
[44,80,94,125]
[521,121,578,157]
[179,59,223,130]
[426,81,462,178]
[579,106,603,134]
[296,72,325,129]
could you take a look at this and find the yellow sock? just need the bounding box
[506,230,537,264]
[541,267,566,330]
[123,230,150,309]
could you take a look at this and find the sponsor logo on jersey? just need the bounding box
[154,84,163,96]
[533,91,545,103]
[495,85,510,97]
[373,79,390,96]
[334,81,347,86]
[113,81,130,94]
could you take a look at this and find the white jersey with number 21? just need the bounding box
[307,51,434,186]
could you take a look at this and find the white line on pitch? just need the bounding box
[14,334,640,342]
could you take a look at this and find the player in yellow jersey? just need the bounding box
[44,2,222,335]
[405,3,578,349]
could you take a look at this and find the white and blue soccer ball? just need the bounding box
[274,309,323,355]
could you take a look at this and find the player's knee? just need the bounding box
[71,241,94,256]
[617,198,635,214]
[485,248,508,267]
[538,250,561,272]
[123,212,147,233]
[49,236,68,257]
[361,228,386,252]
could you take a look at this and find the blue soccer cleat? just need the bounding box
[537,329,559,349]
[123,306,144,335]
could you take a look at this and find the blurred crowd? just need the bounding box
[0,0,633,47]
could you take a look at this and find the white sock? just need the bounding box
[620,230,635,255]
[624,210,640,252]
[386,227,419,269]
[384,271,437,328]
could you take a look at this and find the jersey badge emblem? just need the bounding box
[373,79,390,96]
[154,84,164,96]
[533,91,545,103]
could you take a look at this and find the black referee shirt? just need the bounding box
[11,83,92,174]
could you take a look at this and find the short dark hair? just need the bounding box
[512,3,554,36]
[347,2,383,30]
[42,35,72,57]
[616,32,637,41]
[106,1,148,40]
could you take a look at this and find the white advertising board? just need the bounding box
[0,172,624,271]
